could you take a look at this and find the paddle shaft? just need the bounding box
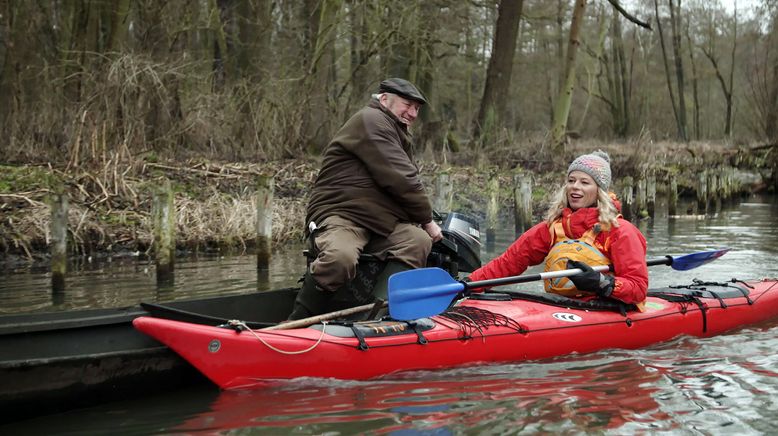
[261,300,387,331]
[464,255,673,290]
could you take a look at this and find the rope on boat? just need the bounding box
[439,306,528,340]
[229,320,328,355]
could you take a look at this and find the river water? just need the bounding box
[2,194,778,434]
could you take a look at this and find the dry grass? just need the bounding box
[0,138,769,265]
[0,156,316,263]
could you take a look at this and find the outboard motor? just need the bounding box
[426,212,482,277]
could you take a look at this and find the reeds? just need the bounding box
[0,156,316,263]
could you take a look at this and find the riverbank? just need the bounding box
[0,140,772,269]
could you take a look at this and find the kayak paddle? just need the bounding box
[262,301,386,331]
[388,248,731,321]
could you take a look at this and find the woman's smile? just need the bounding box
[566,171,598,210]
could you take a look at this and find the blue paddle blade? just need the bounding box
[388,267,466,320]
[670,248,730,271]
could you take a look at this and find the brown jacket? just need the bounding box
[306,99,433,236]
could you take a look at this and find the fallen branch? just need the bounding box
[0,194,46,207]
[143,162,245,179]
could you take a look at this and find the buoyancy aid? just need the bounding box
[543,221,612,297]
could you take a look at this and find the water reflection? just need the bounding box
[172,359,668,434]
[0,251,308,314]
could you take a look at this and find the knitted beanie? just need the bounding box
[567,150,612,190]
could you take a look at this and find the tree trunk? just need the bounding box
[208,0,230,88]
[382,3,412,79]
[575,4,608,134]
[654,0,682,141]
[726,4,738,137]
[107,0,131,53]
[550,0,586,149]
[347,0,371,109]
[234,0,272,83]
[668,0,688,141]
[473,0,523,143]
[610,9,630,137]
[684,28,700,140]
[303,0,342,151]
[767,56,778,141]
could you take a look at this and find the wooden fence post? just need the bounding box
[697,171,708,215]
[153,179,175,284]
[434,170,453,212]
[486,172,499,252]
[256,175,274,270]
[709,171,721,213]
[668,174,678,217]
[50,187,68,293]
[621,176,634,221]
[513,171,532,237]
[635,176,647,219]
[646,172,656,219]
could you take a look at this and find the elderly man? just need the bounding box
[288,78,442,320]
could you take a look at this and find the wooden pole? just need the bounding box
[621,176,634,221]
[709,171,721,213]
[697,171,708,215]
[50,188,68,293]
[433,170,453,212]
[646,172,656,219]
[513,171,532,237]
[668,174,678,217]
[256,175,274,270]
[153,179,175,284]
[486,172,499,252]
[721,167,732,203]
[635,176,647,219]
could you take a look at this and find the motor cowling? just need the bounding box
[426,212,482,277]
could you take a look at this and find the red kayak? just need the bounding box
[133,278,778,390]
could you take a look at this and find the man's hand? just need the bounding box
[423,221,443,243]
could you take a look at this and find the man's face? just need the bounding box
[380,94,421,126]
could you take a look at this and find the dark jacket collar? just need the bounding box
[369,98,410,135]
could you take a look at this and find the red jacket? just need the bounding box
[468,207,648,305]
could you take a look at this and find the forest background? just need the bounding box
[1,0,777,262]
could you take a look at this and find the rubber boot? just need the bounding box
[365,261,410,320]
[287,272,331,320]
[371,261,411,301]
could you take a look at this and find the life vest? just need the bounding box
[543,221,611,297]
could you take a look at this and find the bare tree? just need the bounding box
[550,0,587,148]
[685,24,700,140]
[551,0,650,147]
[474,0,524,144]
[669,0,688,141]
[764,6,778,142]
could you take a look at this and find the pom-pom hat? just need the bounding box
[567,150,612,191]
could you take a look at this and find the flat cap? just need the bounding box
[378,78,427,105]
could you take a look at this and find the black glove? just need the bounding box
[566,260,614,297]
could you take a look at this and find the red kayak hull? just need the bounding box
[133,280,778,389]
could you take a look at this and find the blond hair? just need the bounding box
[544,185,620,229]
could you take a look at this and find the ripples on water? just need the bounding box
[1,195,777,434]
